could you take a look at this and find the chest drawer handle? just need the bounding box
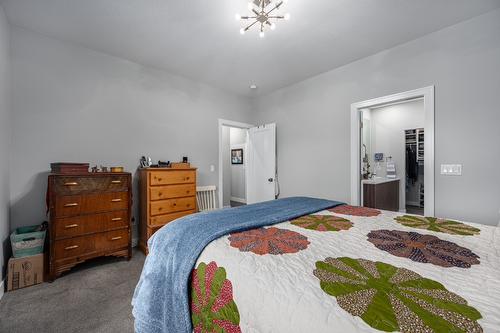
[111,180,122,184]
[65,224,78,229]
[111,236,122,241]
[185,177,190,181]
[64,182,79,186]
[65,245,79,250]
[157,177,162,182]
[64,203,79,207]
[111,217,122,221]
[111,199,122,202]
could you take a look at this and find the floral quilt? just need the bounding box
[191,205,500,333]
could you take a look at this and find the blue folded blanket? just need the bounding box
[132,196,343,333]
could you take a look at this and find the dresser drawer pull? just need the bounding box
[111,199,122,202]
[111,217,123,221]
[185,177,190,181]
[65,224,79,229]
[111,236,122,241]
[111,180,122,184]
[64,182,79,186]
[173,203,177,206]
[64,203,79,207]
[65,245,79,250]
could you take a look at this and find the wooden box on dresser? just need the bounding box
[47,173,132,281]
[139,168,197,254]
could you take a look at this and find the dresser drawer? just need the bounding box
[54,210,128,239]
[53,175,129,194]
[97,229,129,251]
[53,192,129,217]
[150,197,196,216]
[149,170,195,186]
[150,209,196,227]
[54,235,96,260]
[150,184,196,201]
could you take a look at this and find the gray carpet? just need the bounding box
[0,249,145,333]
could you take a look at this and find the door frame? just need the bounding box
[350,86,435,216]
[218,119,254,208]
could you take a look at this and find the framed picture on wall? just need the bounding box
[231,149,243,165]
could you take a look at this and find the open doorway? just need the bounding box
[360,99,425,215]
[351,86,434,216]
[219,120,252,208]
[218,119,278,208]
[222,125,248,207]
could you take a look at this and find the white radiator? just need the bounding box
[196,186,218,211]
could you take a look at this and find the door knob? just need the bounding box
[268,178,274,182]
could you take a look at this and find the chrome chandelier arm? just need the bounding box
[265,1,284,15]
[243,19,260,32]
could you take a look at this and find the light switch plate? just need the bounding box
[441,164,462,175]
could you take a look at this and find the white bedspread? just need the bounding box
[193,206,500,333]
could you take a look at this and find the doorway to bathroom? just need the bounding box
[350,87,435,216]
[360,99,424,215]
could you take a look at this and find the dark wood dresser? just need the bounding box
[47,173,132,280]
[139,168,197,254]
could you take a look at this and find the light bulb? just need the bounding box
[240,28,246,35]
[259,31,265,38]
[235,13,241,20]
[270,23,276,30]
[284,13,291,20]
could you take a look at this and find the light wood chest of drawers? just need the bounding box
[47,173,132,281]
[139,168,197,254]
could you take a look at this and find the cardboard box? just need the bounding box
[7,253,44,291]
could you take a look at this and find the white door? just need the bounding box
[246,123,276,204]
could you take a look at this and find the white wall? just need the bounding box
[230,128,247,202]
[9,27,253,230]
[254,9,500,226]
[369,100,424,211]
[0,4,11,280]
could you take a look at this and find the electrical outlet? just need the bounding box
[440,164,462,176]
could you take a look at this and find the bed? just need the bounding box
[132,197,500,333]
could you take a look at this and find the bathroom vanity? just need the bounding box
[362,178,400,212]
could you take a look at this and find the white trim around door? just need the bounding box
[350,86,435,216]
[218,119,254,208]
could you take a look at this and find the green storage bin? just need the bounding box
[10,225,46,258]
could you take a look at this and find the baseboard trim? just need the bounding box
[230,197,246,204]
[406,201,420,207]
[0,279,4,300]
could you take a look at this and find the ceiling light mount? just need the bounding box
[236,0,290,37]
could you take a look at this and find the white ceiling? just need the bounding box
[2,0,500,96]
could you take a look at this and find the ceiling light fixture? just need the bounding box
[236,0,290,37]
